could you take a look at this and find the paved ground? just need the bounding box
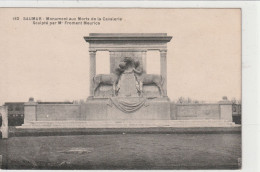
[0,133,241,169]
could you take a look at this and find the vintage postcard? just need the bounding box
[0,8,241,170]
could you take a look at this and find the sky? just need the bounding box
[0,8,241,104]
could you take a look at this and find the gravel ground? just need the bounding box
[0,133,241,169]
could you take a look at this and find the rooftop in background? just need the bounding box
[4,102,25,105]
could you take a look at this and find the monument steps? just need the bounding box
[18,120,237,129]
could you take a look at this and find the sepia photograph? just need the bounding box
[0,7,242,170]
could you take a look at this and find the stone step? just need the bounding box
[23,122,235,127]
[25,119,232,123]
[17,120,237,129]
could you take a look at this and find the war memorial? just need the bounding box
[11,33,236,129]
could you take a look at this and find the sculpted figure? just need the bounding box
[115,57,142,97]
[133,60,164,97]
[139,74,164,97]
[92,58,139,97]
[93,74,118,96]
[92,60,131,97]
[93,56,165,97]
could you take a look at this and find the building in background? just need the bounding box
[232,103,241,124]
[2,101,74,126]
[4,102,25,126]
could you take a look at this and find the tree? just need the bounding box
[177,97,185,104]
[222,96,228,101]
[231,97,237,104]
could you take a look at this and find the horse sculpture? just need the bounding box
[93,74,118,96]
[138,74,164,97]
[93,57,165,97]
[133,60,165,97]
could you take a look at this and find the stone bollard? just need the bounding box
[0,106,8,139]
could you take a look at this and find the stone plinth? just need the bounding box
[219,100,233,122]
[94,84,161,98]
[81,98,171,121]
[24,100,37,123]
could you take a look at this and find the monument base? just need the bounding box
[18,119,237,129]
[80,97,171,120]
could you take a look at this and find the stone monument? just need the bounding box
[20,33,236,128]
[81,33,172,120]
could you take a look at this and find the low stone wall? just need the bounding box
[23,99,233,124]
[24,101,81,122]
[81,98,171,120]
[36,104,81,121]
[170,101,232,122]
[171,104,220,120]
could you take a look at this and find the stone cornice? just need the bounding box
[84,33,172,42]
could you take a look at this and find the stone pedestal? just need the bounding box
[219,100,233,122]
[160,50,167,96]
[24,100,37,123]
[89,51,96,97]
[82,33,173,122]
[81,98,171,121]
